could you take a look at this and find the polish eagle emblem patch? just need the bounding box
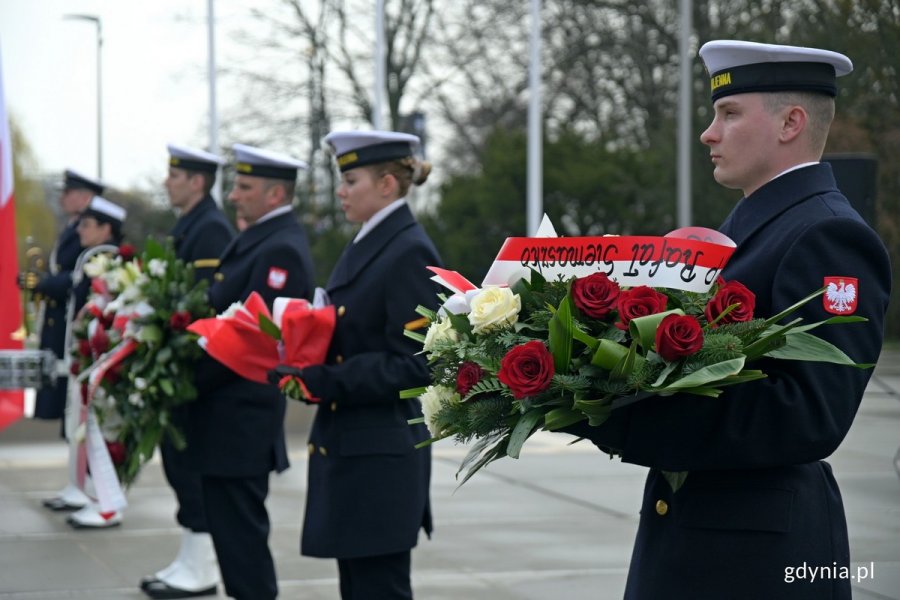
[824,276,858,315]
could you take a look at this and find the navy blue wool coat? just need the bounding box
[572,163,891,600]
[300,203,442,559]
[187,210,314,477]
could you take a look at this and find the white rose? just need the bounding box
[419,385,459,438]
[128,393,144,408]
[134,377,148,391]
[422,318,460,354]
[467,286,521,334]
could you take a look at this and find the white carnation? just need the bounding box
[147,258,167,278]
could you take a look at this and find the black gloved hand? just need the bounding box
[268,364,304,386]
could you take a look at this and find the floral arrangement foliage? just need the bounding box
[403,270,870,490]
[70,239,211,486]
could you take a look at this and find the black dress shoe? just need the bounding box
[139,575,159,591]
[142,580,217,599]
[41,497,86,511]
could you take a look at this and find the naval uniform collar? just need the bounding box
[254,204,293,226]
[353,198,407,243]
[724,163,837,245]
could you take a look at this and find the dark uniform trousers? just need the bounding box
[33,221,83,424]
[568,164,892,600]
[187,210,314,600]
[161,195,234,534]
[300,205,441,599]
[338,551,412,600]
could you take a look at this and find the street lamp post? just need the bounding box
[64,14,103,181]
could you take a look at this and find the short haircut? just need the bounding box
[762,91,835,155]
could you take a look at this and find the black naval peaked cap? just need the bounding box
[699,40,853,102]
[323,130,421,172]
[233,143,308,181]
[167,143,225,173]
[63,169,105,195]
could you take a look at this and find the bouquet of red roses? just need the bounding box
[403,229,871,490]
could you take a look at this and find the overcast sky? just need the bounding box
[0,1,233,191]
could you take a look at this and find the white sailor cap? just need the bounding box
[63,169,105,195]
[82,196,126,225]
[167,143,225,173]
[323,130,420,172]
[233,143,308,181]
[699,40,853,102]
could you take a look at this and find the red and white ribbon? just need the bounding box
[481,226,736,293]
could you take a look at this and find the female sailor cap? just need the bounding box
[699,40,853,102]
[323,130,420,172]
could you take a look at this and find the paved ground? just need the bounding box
[1,351,898,599]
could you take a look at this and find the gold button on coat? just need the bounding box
[337,305,346,317]
[307,443,314,455]
[47,318,54,327]
[319,446,328,457]
[330,402,337,412]
[655,500,668,516]
[335,355,344,364]
[214,273,224,281]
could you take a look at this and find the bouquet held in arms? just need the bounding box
[70,239,211,492]
[187,291,335,399]
[403,222,872,490]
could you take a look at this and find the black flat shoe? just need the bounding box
[142,580,217,599]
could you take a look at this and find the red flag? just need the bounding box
[0,43,25,431]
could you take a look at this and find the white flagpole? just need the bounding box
[526,0,542,236]
[373,0,386,129]
[208,0,221,206]
[677,0,693,227]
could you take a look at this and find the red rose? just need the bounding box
[78,339,92,357]
[169,310,193,331]
[497,340,555,399]
[705,280,756,327]
[90,324,110,356]
[456,362,485,396]
[572,273,620,319]
[118,244,136,261]
[655,314,704,361]
[70,362,81,376]
[616,286,668,330]
[106,441,127,466]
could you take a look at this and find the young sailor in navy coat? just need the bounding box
[19,170,103,513]
[566,41,891,599]
[186,144,314,600]
[287,130,442,600]
[140,144,234,599]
